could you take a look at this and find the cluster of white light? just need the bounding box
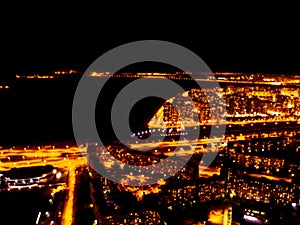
[131,127,187,138]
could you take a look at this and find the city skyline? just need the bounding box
[1,68,300,224]
[2,36,300,224]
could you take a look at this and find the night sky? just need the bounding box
[14,40,299,77]
[11,19,300,81]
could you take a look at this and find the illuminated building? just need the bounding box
[163,102,179,126]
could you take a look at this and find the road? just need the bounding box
[61,166,76,225]
[0,145,87,171]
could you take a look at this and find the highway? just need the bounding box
[0,145,87,171]
[61,166,76,225]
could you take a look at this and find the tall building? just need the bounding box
[163,102,179,126]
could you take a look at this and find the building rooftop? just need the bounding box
[2,165,54,179]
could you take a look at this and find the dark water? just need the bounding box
[0,76,168,146]
[0,77,79,146]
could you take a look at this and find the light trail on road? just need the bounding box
[61,167,76,225]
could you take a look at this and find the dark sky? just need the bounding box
[14,38,299,76]
[11,20,300,80]
[13,36,300,73]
